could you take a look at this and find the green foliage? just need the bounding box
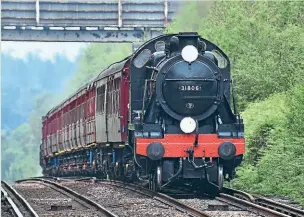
[1,53,77,182]
[286,85,304,137]
[241,93,288,164]
[231,85,304,205]
[165,1,212,33]
[1,93,55,182]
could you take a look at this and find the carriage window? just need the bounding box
[71,109,74,123]
[72,109,74,123]
[75,106,78,121]
[88,100,91,115]
[74,108,76,122]
[114,78,121,114]
[75,107,78,121]
[78,106,81,120]
[66,113,68,126]
[107,81,113,114]
[113,87,116,114]
[100,86,105,113]
[80,104,84,118]
[68,111,70,124]
[97,85,106,114]
[68,110,71,124]
[90,99,93,114]
[97,87,101,114]
[59,114,61,129]
[86,101,90,116]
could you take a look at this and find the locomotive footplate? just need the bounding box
[136,134,245,158]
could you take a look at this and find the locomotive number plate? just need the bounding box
[179,85,202,91]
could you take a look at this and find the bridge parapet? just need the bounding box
[1,0,180,42]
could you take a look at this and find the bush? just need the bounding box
[232,85,304,205]
[241,93,288,164]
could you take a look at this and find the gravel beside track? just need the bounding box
[1,189,23,217]
[178,198,263,217]
[1,200,13,217]
[61,181,190,217]
[13,182,107,217]
[1,181,38,217]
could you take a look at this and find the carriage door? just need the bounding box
[96,80,107,143]
[107,74,122,142]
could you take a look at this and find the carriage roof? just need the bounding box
[44,56,130,118]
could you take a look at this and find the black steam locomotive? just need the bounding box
[131,32,245,192]
[41,32,245,194]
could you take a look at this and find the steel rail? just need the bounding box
[1,187,24,217]
[223,186,255,202]
[31,175,94,181]
[223,186,304,217]
[16,178,118,217]
[28,177,303,217]
[218,193,291,217]
[255,197,304,217]
[94,179,212,217]
[1,181,39,217]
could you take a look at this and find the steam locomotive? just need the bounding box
[40,32,245,193]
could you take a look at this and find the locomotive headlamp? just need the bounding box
[218,142,237,160]
[180,117,197,134]
[181,45,199,63]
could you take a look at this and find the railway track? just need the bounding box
[94,180,213,217]
[255,197,304,217]
[16,178,118,217]
[221,187,304,217]
[96,179,304,217]
[1,181,39,217]
[53,177,304,217]
[18,177,212,217]
[15,176,304,217]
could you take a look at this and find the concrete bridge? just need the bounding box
[1,0,180,42]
